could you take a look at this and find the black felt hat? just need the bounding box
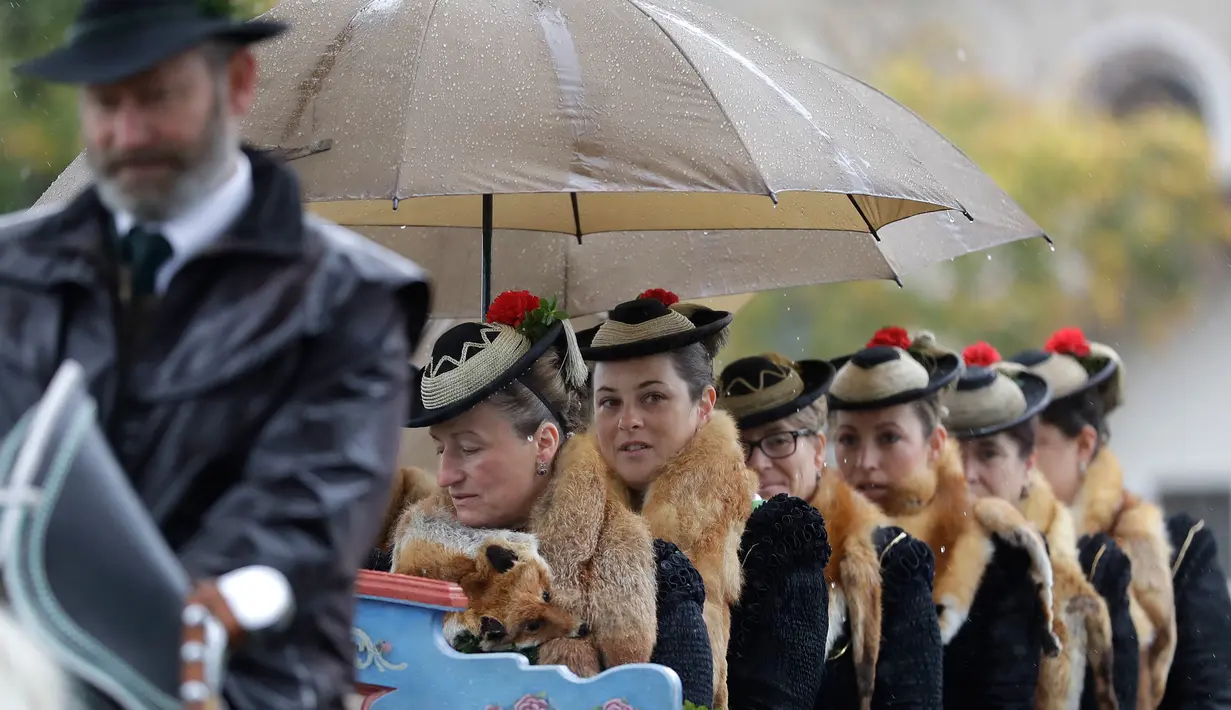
[407,292,588,428]
[717,354,836,430]
[827,328,962,412]
[577,289,732,362]
[1007,327,1123,414]
[13,0,288,85]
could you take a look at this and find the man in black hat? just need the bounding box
[4,1,431,708]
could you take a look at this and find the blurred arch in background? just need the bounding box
[1064,15,1231,189]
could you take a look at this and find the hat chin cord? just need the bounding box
[517,376,568,436]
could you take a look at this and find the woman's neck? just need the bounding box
[628,488,646,513]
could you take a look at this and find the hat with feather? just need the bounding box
[1007,327,1123,415]
[576,288,732,361]
[407,290,588,429]
[827,326,963,411]
[943,342,1052,439]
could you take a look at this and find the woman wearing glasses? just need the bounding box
[718,353,942,710]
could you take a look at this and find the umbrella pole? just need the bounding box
[481,193,493,316]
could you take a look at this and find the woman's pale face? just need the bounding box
[833,403,943,507]
[593,354,714,491]
[430,402,558,529]
[1034,422,1096,506]
[959,432,1034,502]
[740,419,825,501]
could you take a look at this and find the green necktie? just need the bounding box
[119,225,173,299]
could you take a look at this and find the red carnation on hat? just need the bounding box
[1044,327,1091,358]
[638,288,679,306]
[486,290,541,329]
[867,326,912,350]
[962,341,1001,367]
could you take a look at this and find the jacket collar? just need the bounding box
[112,151,254,288]
[605,410,756,544]
[1071,449,1126,536]
[0,146,305,289]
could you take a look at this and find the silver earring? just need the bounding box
[537,461,549,476]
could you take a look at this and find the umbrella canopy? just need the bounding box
[816,63,1050,265]
[32,55,1048,320]
[240,0,963,231]
[355,60,1048,317]
[35,0,974,314]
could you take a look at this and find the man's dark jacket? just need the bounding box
[0,149,430,709]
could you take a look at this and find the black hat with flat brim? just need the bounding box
[717,354,836,430]
[13,0,288,85]
[827,330,962,412]
[577,291,732,362]
[943,365,1052,439]
[408,291,589,428]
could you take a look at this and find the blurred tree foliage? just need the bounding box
[723,58,1231,365]
[0,0,279,212]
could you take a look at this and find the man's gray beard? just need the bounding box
[91,88,239,224]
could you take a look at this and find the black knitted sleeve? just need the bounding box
[727,494,831,710]
[1079,532,1139,710]
[651,538,714,710]
[942,538,1044,710]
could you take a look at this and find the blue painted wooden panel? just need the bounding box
[354,592,682,710]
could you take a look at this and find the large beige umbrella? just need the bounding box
[816,63,1050,258]
[354,61,1049,317]
[36,0,970,315]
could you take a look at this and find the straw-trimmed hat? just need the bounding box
[827,327,962,412]
[943,342,1052,439]
[717,353,836,430]
[407,290,588,428]
[1007,327,1123,414]
[577,288,733,361]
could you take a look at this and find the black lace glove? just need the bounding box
[820,526,942,710]
[943,537,1044,710]
[1158,514,1231,710]
[872,526,944,709]
[651,538,714,710]
[727,494,831,710]
[1078,532,1138,710]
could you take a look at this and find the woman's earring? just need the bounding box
[537,461,549,476]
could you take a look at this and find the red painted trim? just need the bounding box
[356,570,469,608]
[355,683,394,710]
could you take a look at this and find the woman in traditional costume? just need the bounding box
[1011,327,1185,709]
[945,341,1121,709]
[578,288,831,710]
[391,290,712,706]
[827,326,1059,709]
[717,352,943,710]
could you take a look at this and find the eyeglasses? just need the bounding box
[741,429,815,461]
